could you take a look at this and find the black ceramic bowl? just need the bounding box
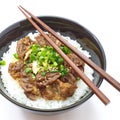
[0,16,106,114]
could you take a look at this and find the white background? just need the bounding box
[0,0,120,120]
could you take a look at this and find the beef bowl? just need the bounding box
[0,16,106,114]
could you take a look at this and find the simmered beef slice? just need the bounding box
[70,65,84,78]
[9,60,40,100]
[40,79,77,100]
[64,53,85,77]
[40,73,77,100]
[46,72,61,83]
[36,72,61,88]
[16,36,34,59]
[35,34,49,47]
[47,33,62,47]
[40,83,61,100]
[60,73,76,85]
[57,80,77,99]
[35,33,62,47]
[19,78,40,100]
[67,53,84,67]
[8,61,24,79]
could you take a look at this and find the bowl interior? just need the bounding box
[0,16,106,113]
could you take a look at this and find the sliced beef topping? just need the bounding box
[35,33,62,47]
[48,33,62,47]
[67,53,84,67]
[56,79,77,99]
[35,34,49,47]
[16,36,34,59]
[8,61,24,79]
[36,72,61,88]
[19,77,40,100]
[8,33,85,101]
[46,72,61,82]
[40,83,61,100]
[69,65,84,78]
[40,79,77,100]
[64,53,85,77]
[60,73,76,85]
[20,78,35,92]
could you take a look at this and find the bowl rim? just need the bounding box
[0,16,106,113]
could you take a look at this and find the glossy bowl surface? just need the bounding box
[0,16,106,114]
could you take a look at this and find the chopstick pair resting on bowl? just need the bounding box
[18,5,120,105]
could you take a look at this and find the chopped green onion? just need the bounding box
[25,67,32,73]
[29,54,37,62]
[57,57,64,64]
[31,44,41,53]
[52,62,58,67]
[31,73,35,79]
[60,45,71,54]
[13,53,19,59]
[59,65,68,76]
[50,69,58,73]
[77,77,80,81]
[41,71,46,76]
[0,60,6,65]
[26,44,69,76]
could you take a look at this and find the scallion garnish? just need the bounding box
[24,44,69,76]
[59,65,69,76]
[60,45,71,54]
[13,53,19,59]
[25,67,32,73]
[0,60,6,65]
[31,73,36,79]
[77,77,81,81]
[41,71,46,76]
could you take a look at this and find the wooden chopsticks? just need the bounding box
[18,5,120,92]
[18,5,118,105]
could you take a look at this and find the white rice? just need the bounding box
[0,32,94,109]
